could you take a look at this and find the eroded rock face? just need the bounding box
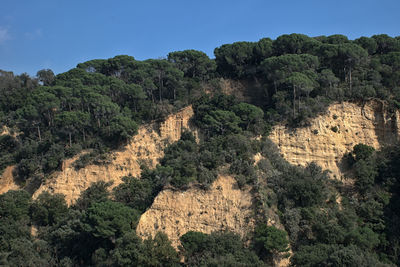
[0,166,19,194]
[269,101,400,178]
[32,106,196,205]
[136,175,256,248]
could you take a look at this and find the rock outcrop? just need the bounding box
[269,100,400,178]
[32,106,196,205]
[136,175,256,248]
[0,166,19,194]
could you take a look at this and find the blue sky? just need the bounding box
[1,0,399,75]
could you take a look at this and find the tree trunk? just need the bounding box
[37,125,41,142]
[69,132,72,147]
[349,67,352,94]
[298,94,301,114]
[293,85,296,117]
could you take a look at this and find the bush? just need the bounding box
[254,224,290,260]
[30,192,68,226]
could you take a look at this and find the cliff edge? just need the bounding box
[136,175,256,248]
[31,106,196,205]
[269,100,400,178]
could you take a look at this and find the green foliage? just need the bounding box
[83,201,139,240]
[74,181,111,210]
[168,49,216,81]
[30,192,68,226]
[354,159,377,193]
[291,244,388,267]
[270,162,329,208]
[353,143,375,161]
[0,135,18,173]
[331,126,338,132]
[254,224,290,260]
[110,231,144,266]
[193,94,267,137]
[180,231,265,266]
[141,232,180,267]
[0,190,30,221]
[0,238,55,267]
[203,109,242,135]
[214,41,258,78]
[2,33,400,266]
[113,176,153,213]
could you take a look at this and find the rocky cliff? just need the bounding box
[31,106,197,205]
[136,175,256,248]
[269,100,400,178]
[0,166,18,194]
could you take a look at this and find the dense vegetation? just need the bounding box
[1,33,400,266]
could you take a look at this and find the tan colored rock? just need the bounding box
[0,166,19,194]
[269,100,400,178]
[1,126,20,138]
[32,106,197,205]
[136,175,256,248]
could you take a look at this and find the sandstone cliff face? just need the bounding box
[0,128,19,194]
[269,101,400,178]
[136,175,256,248]
[32,106,196,205]
[0,166,19,194]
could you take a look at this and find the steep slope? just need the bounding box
[136,175,256,248]
[0,166,19,194]
[31,106,196,205]
[269,100,400,178]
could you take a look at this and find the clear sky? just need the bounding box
[1,0,399,76]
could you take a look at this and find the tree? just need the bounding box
[337,43,368,92]
[355,37,378,55]
[180,231,264,266]
[113,176,153,213]
[55,111,90,146]
[31,90,60,126]
[1,238,55,267]
[284,72,315,116]
[381,52,400,88]
[74,181,111,211]
[261,54,319,93]
[319,69,340,98]
[30,192,68,226]
[203,110,242,136]
[253,38,273,64]
[273,33,320,55]
[254,224,289,260]
[147,59,184,101]
[168,50,216,81]
[141,232,180,267]
[83,201,139,241]
[214,41,256,77]
[105,114,138,143]
[352,143,375,162]
[372,34,400,54]
[111,231,145,266]
[232,102,264,132]
[36,69,55,86]
[0,190,31,221]
[327,34,349,44]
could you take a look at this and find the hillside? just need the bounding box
[270,100,400,178]
[1,33,400,266]
[33,106,196,205]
